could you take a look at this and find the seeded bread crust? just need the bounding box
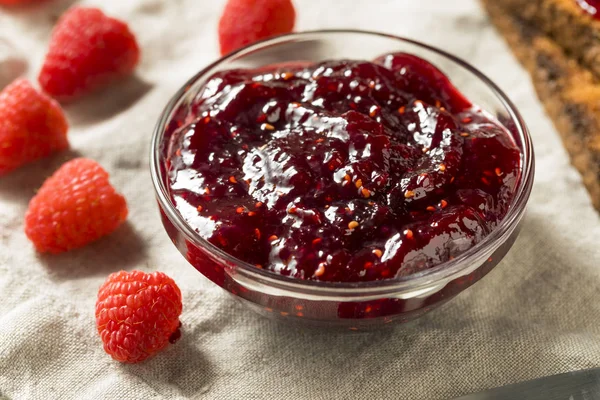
[484,0,600,79]
[482,0,600,210]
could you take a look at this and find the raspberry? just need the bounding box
[0,79,68,175]
[218,0,296,55]
[24,158,128,253]
[38,7,140,100]
[95,270,183,363]
[0,0,44,5]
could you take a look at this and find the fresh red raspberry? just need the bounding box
[0,79,68,175]
[38,7,140,100]
[218,0,296,55]
[95,270,183,363]
[0,0,44,5]
[24,158,128,253]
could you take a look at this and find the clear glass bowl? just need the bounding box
[150,30,534,329]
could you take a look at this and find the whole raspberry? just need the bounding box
[38,7,140,100]
[0,79,68,175]
[0,0,45,5]
[218,0,296,55]
[95,270,183,363]
[25,158,128,253]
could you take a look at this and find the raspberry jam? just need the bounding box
[165,53,521,283]
[577,0,600,18]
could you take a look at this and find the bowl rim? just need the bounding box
[150,29,535,294]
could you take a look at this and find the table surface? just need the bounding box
[1,0,600,399]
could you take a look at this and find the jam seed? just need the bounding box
[316,138,325,143]
[262,123,275,131]
[268,235,278,241]
[404,229,414,239]
[460,132,470,137]
[281,72,293,80]
[361,188,371,198]
[369,105,379,117]
[435,100,441,108]
[256,114,267,123]
[248,211,256,217]
[439,163,446,172]
[450,176,455,183]
[483,170,494,177]
[175,148,181,157]
[343,174,351,182]
[280,312,289,316]
[197,205,203,212]
[202,116,211,124]
[440,200,448,208]
[229,176,237,184]
[254,228,261,239]
[365,305,373,313]
[462,116,472,123]
[288,207,298,214]
[364,262,373,269]
[315,263,326,277]
[348,221,359,230]
[296,312,304,317]
[426,206,436,212]
[481,177,491,185]
[414,99,423,106]
[256,264,263,269]
[372,249,383,258]
[355,179,363,188]
[368,81,376,89]
[495,168,502,176]
[295,305,304,311]
[398,106,405,114]
[236,207,244,214]
[404,190,415,199]
[312,238,322,245]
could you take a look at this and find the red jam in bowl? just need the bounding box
[577,0,600,18]
[165,53,522,283]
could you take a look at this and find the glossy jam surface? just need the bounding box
[165,53,521,283]
[577,0,600,18]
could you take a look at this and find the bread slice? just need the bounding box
[485,0,600,78]
[482,0,600,210]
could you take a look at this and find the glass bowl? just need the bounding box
[150,30,534,330]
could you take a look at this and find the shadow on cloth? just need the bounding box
[40,221,147,281]
[122,328,214,398]
[0,149,82,204]
[483,212,600,334]
[65,75,154,127]
[2,0,78,24]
